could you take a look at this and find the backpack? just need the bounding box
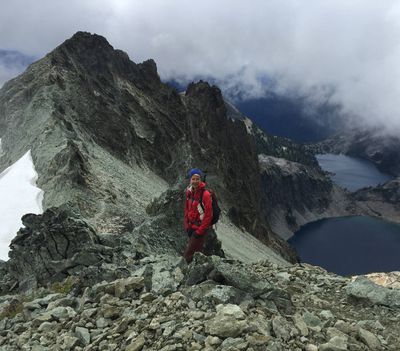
[200,188,221,225]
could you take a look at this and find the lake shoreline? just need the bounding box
[289,215,400,276]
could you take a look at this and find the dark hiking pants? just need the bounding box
[183,228,224,263]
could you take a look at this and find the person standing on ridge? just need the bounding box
[183,168,223,263]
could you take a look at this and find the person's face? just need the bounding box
[190,174,201,189]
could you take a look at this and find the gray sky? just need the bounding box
[1,0,400,134]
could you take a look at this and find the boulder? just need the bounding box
[346,277,400,308]
[7,206,116,291]
[205,304,248,338]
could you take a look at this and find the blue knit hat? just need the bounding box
[188,168,203,179]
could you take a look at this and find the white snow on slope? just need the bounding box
[0,150,43,261]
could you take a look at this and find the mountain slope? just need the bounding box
[0,32,296,264]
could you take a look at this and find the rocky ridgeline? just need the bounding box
[1,256,400,351]
[1,233,400,350]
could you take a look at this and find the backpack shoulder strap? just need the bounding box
[199,188,212,211]
[199,188,205,210]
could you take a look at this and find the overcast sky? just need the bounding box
[1,0,400,134]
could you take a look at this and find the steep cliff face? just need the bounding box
[0,32,296,264]
[307,127,400,226]
[223,108,359,239]
[258,155,355,238]
[351,178,400,224]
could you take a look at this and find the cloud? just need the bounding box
[1,0,400,134]
[0,50,34,87]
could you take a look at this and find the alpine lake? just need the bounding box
[288,154,400,276]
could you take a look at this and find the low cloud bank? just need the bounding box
[1,0,399,134]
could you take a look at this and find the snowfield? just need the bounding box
[0,150,43,261]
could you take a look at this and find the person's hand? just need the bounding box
[193,232,202,239]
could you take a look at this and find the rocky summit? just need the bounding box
[1,252,400,350]
[1,31,400,350]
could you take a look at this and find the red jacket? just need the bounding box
[184,182,213,236]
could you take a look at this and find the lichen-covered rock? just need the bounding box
[7,206,115,291]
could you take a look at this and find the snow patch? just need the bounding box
[0,150,43,261]
[243,117,253,134]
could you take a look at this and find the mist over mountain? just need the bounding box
[0,49,35,87]
[168,79,344,143]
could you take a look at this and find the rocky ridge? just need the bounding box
[0,31,298,262]
[1,203,399,349]
[1,252,400,350]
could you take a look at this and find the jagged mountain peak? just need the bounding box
[186,80,221,95]
[47,31,161,89]
[60,31,114,52]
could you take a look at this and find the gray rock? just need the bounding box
[302,312,323,332]
[184,281,247,305]
[205,335,222,346]
[49,306,77,320]
[206,304,248,338]
[114,276,145,298]
[46,296,78,311]
[357,319,384,331]
[358,327,381,350]
[260,287,294,315]
[75,326,90,346]
[151,269,178,296]
[246,333,272,346]
[186,254,272,295]
[81,307,98,319]
[126,335,146,351]
[276,272,291,282]
[61,335,80,350]
[7,207,107,291]
[346,277,400,308]
[248,315,272,337]
[221,337,248,350]
[319,310,334,320]
[319,336,348,351]
[32,314,54,328]
[334,320,356,335]
[23,301,42,311]
[326,327,348,340]
[272,315,292,341]
[35,294,63,307]
[293,314,309,336]
[38,322,54,333]
[96,317,110,329]
[266,340,285,351]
